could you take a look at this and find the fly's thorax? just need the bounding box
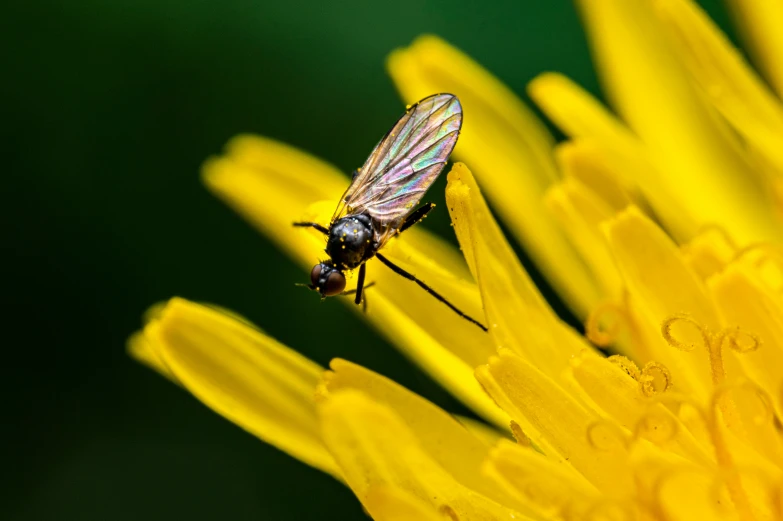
[326,214,375,269]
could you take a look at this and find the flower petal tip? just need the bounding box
[600,204,642,236]
[445,162,472,186]
[526,71,567,99]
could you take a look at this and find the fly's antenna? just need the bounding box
[293,221,329,235]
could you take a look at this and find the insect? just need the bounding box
[294,93,487,331]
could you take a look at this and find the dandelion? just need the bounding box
[129,0,783,519]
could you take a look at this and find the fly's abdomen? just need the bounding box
[326,215,374,269]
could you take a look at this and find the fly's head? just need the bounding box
[326,214,374,269]
[309,260,346,298]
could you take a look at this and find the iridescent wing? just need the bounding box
[333,94,462,234]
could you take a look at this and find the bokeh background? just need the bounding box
[5,1,736,519]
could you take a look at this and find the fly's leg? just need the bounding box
[293,222,329,235]
[353,263,366,306]
[341,280,376,313]
[399,202,435,233]
[375,253,488,332]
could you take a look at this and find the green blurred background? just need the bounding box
[4,1,735,520]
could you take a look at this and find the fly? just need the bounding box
[293,93,487,331]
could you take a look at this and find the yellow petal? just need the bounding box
[575,0,779,245]
[387,34,600,318]
[569,352,712,466]
[603,207,731,397]
[639,458,729,521]
[446,163,597,381]
[319,390,533,521]
[203,135,503,425]
[134,297,340,477]
[724,0,783,97]
[475,348,634,496]
[655,0,783,172]
[528,73,699,242]
[605,207,721,328]
[127,330,175,382]
[454,415,510,449]
[316,358,514,507]
[554,139,638,213]
[347,285,506,428]
[632,430,776,521]
[733,245,783,294]
[709,263,783,418]
[483,440,599,519]
[680,227,737,281]
[202,136,342,268]
[527,73,637,164]
[363,486,442,521]
[688,409,779,520]
[545,176,623,301]
[367,225,492,370]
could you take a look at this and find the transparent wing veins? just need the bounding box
[333,94,463,233]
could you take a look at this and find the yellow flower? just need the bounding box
[129,0,783,519]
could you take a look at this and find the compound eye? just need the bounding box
[322,270,346,296]
[310,264,323,287]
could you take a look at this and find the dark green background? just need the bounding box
[5,1,736,520]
